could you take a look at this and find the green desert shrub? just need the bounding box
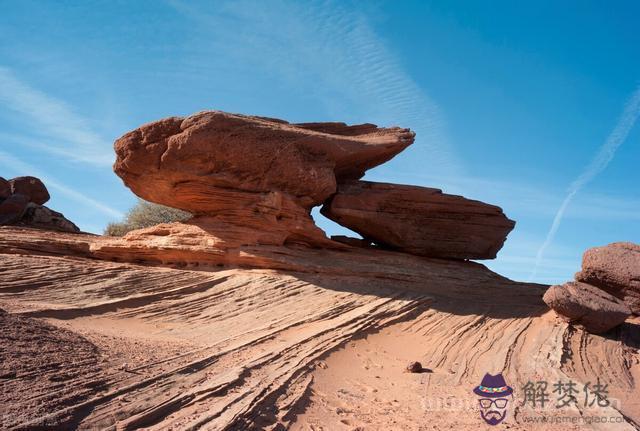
[104,200,191,236]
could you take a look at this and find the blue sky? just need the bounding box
[1,0,638,284]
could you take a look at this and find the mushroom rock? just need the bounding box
[0,177,10,199]
[113,111,414,214]
[575,242,640,314]
[320,180,515,260]
[9,176,50,205]
[111,111,413,251]
[543,281,631,334]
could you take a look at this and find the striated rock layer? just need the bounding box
[1,227,638,430]
[321,180,515,259]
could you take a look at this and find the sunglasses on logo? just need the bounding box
[479,398,508,408]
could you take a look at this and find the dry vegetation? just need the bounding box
[104,200,190,236]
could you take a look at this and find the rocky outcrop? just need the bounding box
[0,176,79,233]
[0,177,10,199]
[576,242,640,314]
[111,110,520,260]
[113,111,414,213]
[543,281,631,334]
[321,181,515,259]
[2,227,640,429]
[112,111,414,250]
[20,204,80,233]
[543,242,639,333]
[9,176,50,205]
[0,193,29,225]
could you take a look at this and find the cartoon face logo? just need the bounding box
[473,373,513,426]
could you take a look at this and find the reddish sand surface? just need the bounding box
[1,227,639,430]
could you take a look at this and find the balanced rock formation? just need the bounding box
[321,181,515,259]
[543,281,630,334]
[107,110,519,263]
[111,111,414,250]
[114,111,414,213]
[576,242,640,314]
[0,176,79,233]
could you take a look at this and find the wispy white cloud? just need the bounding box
[167,0,461,177]
[529,85,640,281]
[0,66,113,166]
[0,150,123,219]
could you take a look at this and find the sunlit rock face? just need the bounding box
[113,111,414,213]
[112,110,414,249]
[575,242,640,314]
[543,280,631,334]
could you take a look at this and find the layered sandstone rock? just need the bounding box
[321,180,515,259]
[543,281,631,334]
[112,111,414,250]
[20,204,80,233]
[543,242,639,333]
[9,176,50,205]
[3,227,640,429]
[0,176,79,233]
[113,111,414,213]
[0,193,29,225]
[0,177,10,199]
[575,242,640,314]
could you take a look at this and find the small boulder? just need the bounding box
[405,361,423,373]
[321,180,515,260]
[575,242,640,314]
[9,176,50,205]
[0,193,29,225]
[543,281,631,334]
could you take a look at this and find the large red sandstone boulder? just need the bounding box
[0,176,78,233]
[575,242,640,314]
[0,177,10,199]
[0,194,29,225]
[113,111,414,214]
[320,181,515,259]
[543,281,631,334]
[9,176,50,205]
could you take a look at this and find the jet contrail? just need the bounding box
[529,84,640,281]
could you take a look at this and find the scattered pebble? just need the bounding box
[405,361,422,373]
